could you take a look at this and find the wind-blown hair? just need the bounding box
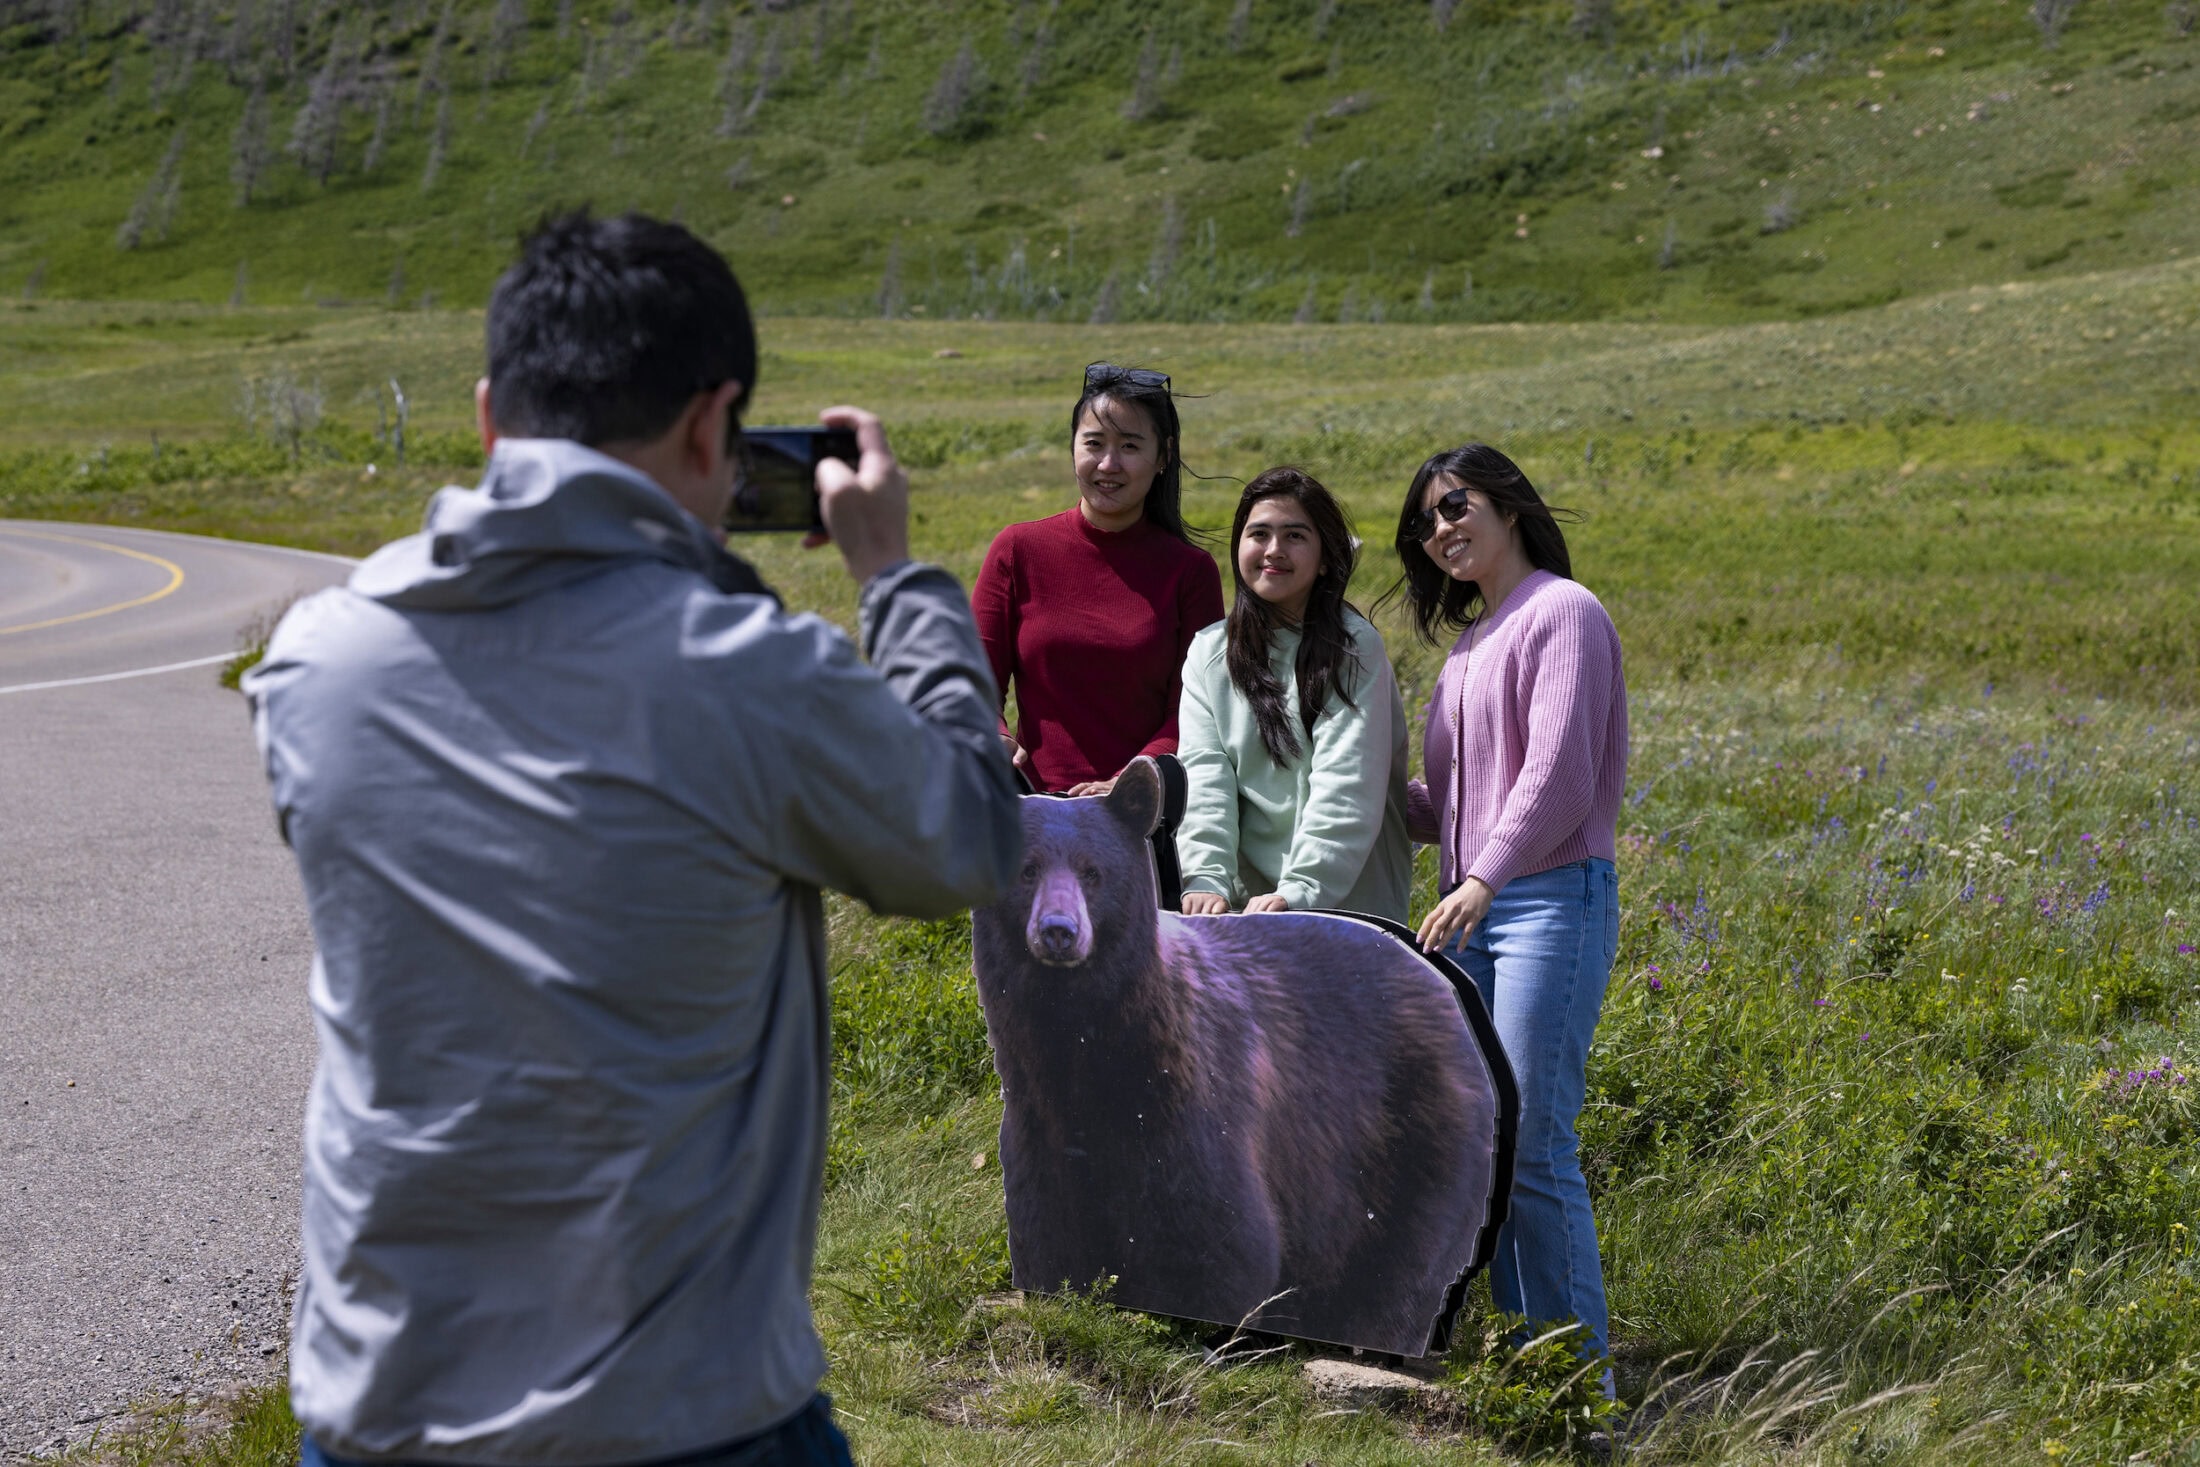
[1227,467,1363,768]
[1384,443,1577,647]
[1070,366,1195,544]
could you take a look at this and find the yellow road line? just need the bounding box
[0,528,187,636]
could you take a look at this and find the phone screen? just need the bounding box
[723,426,858,534]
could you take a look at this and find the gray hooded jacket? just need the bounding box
[244,440,1020,1464]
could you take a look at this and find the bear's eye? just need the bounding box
[1020,861,1041,883]
[1077,862,1103,883]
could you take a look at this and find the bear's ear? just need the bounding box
[1104,756,1163,837]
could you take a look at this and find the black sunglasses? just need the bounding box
[1404,486,1474,544]
[1084,362,1170,392]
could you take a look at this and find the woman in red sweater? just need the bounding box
[972,363,1225,797]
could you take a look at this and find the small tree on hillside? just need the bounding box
[1571,0,1612,38]
[1121,29,1163,120]
[2032,0,2078,45]
[266,0,297,79]
[361,86,393,172]
[221,0,256,84]
[420,89,450,192]
[742,25,783,123]
[1017,9,1052,97]
[486,0,527,81]
[149,5,206,109]
[922,37,989,138]
[877,237,903,317]
[521,96,550,158]
[1224,0,1251,53]
[1147,196,1183,285]
[1088,270,1120,325]
[715,17,754,95]
[244,369,325,464]
[288,35,352,184]
[230,79,271,204]
[117,126,189,250]
[414,0,454,122]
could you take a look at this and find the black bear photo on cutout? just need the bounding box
[972,756,1518,1359]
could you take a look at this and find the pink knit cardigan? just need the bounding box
[1404,570,1629,893]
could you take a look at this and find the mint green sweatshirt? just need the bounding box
[1173,609,1415,923]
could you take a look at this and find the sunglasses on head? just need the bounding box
[1084,362,1170,392]
[1404,486,1474,544]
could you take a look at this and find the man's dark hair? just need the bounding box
[486,210,757,448]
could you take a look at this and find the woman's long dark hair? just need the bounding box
[1383,443,1577,647]
[1069,367,1194,544]
[1227,467,1363,767]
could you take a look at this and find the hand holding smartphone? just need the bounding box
[722,426,860,534]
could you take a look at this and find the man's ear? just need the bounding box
[1103,757,1163,837]
[474,378,497,456]
[683,379,746,479]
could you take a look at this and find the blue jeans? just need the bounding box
[1445,858,1618,1372]
[300,1395,855,1467]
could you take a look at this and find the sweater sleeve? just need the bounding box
[1171,640,1240,904]
[970,529,1017,738]
[1404,780,1440,845]
[1462,599,1615,893]
[1273,638,1395,911]
[1136,550,1226,761]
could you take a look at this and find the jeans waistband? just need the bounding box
[1440,858,1595,898]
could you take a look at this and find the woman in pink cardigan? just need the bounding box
[1391,442,1628,1388]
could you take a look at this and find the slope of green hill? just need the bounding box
[1,0,2196,320]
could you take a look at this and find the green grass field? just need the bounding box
[27,249,2200,1465]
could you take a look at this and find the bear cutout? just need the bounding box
[971,757,1514,1357]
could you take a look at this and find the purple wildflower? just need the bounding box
[1647,976,1664,993]
[2109,1058,2192,1095]
[2179,944,2195,956]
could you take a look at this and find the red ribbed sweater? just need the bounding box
[1405,570,1630,893]
[971,508,1225,793]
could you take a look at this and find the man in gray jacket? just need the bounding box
[244,212,1021,1466]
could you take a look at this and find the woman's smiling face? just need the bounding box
[1420,475,1515,585]
[1073,396,1165,528]
[1237,495,1322,619]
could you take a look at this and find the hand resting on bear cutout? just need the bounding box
[971,757,1512,1358]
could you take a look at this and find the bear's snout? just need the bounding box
[1025,866,1094,967]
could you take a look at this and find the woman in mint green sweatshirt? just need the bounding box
[1175,467,1414,923]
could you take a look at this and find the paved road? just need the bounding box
[1,522,352,1458]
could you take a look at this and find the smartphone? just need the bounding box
[722,426,859,534]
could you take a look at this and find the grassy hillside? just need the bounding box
[2,0,2197,321]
